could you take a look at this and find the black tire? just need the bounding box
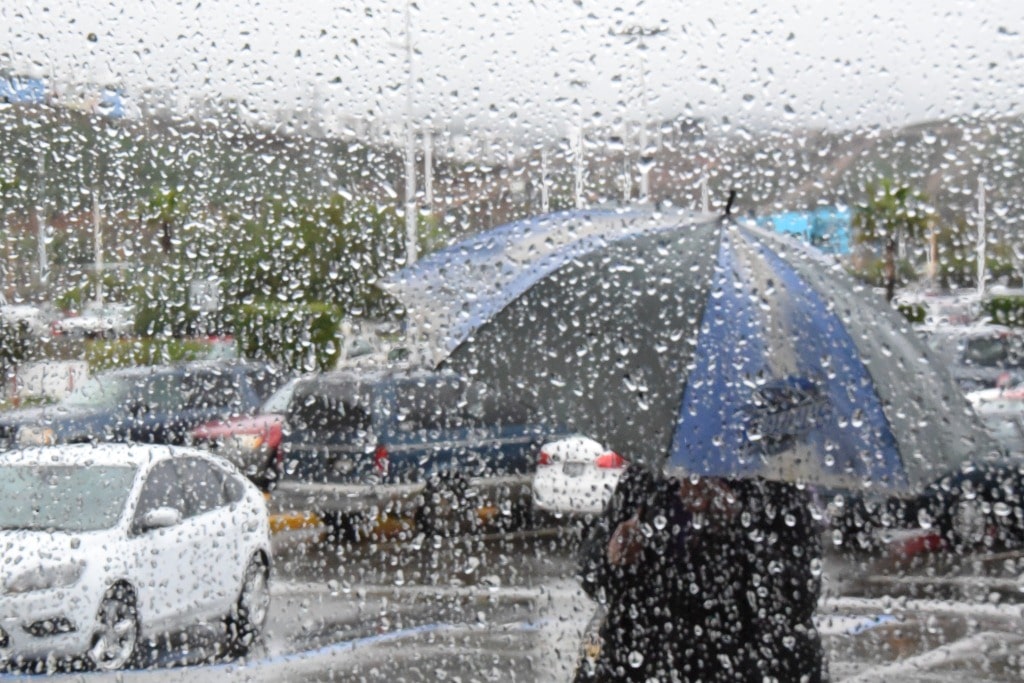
[227,556,270,656]
[417,472,471,536]
[87,584,140,672]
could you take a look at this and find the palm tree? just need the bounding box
[143,188,186,254]
[853,179,932,302]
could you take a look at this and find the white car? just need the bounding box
[532,435,628,518]
[966,378,1024,455]
[52,303,135,339]
[0,443,271,671]
[0,298,56,339]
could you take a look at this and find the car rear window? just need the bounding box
[289,383,373,439]
[963,335,1024,368]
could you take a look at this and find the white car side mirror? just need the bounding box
[139,506,182,531]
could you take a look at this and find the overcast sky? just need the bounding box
[4,0,1024,141]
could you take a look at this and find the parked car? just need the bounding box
[51,302,135,339]
[272,368,562,537]
[0,443,271,671]
[0,360,287,449]
[0,295,57,339]
[191,374,308,490]
[531,435,628,520]
[965,376,1024,455]
[827,456,1024,559]
[918,323,1024,393]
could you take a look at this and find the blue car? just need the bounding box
[0,361,287,450]
[272,367,563,538]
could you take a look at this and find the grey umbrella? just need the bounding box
[383,207,999,494]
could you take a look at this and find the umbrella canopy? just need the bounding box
[382,208,999,494]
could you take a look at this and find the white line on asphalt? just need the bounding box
[838,630,1024,683]
[822,595,1024,623]
[270,580,579,603]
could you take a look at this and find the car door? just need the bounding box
[174,456,241,618]
[127,460,195,632]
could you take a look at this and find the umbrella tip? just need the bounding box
[724,189,737,217]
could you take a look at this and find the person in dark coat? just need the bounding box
[730,478,828,683]
[573,471,827,683]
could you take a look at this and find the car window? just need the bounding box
[176,457,227,516]
[962,335,1024,368]
[135,372,186,412]
[247,366,283,403]
[289,386,373,439]
[190,370,243,410]
[133,460,184,524]
[261,376,301,413]
[221,468,247,504]
[394,376,464,431]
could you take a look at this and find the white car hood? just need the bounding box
[0,529,109,579]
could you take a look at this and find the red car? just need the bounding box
[191,375,302,490]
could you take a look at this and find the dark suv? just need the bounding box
[920,324,1024,393]
[0,360,287,448]
[272,368,560,536]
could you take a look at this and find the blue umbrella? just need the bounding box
[383,208,998,494]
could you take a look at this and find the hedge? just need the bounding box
[983,295,1024,327]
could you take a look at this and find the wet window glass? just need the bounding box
[4,1,1024,679]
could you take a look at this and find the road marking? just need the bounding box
[270,580,551,603]
[822,595,1024,623]
[838,630,1024,682]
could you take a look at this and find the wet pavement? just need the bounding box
[3,520,1024,681]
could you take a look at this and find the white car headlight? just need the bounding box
[4,563,85,594]
[16,426,56,446]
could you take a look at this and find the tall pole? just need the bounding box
[35,150,48,287]
[423,128,433,209]
[93,188,104,306]
[977,175,986,297]
[700,172,710,214]
[573,123,585,209]
[403,0,418,265]
[637,53,650,201]
[540,147,549,213]
[611,25,666,205]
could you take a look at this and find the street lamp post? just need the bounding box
[403,0,418,265]
[611,25,667,204]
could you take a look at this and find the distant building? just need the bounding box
[0,75,46,104]
[758,206,851,255]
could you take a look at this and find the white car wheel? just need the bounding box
[88,586,139,671]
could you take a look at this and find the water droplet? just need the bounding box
[628,650,644,668]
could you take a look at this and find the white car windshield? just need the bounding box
[0,464,136,532]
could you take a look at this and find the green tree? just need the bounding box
[142,187,188,254]
[853,179,933,302]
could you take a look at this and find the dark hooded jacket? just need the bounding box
[574,471,826,683]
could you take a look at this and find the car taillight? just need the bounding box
[594,452,626,469]
[267,424,284,464]
[374,445,389,476]
[538,449,552,466]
